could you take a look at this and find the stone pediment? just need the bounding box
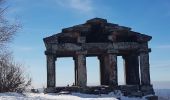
[44,18,152,44]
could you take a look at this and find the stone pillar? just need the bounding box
[46,55,56,88]
[123,54,140,85]
[139,52,151,85]
[75,51,87,87]
[109,54,118,86]
[99,54,117,86]
[73,57,78,86]
[98,56,105,85]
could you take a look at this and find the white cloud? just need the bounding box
[56,0,94,14]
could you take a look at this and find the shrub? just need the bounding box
[0,53,31,93]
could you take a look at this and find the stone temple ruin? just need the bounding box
[43,18,155,97]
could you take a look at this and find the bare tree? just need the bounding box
[0,53,31,92]
[0,0,31,93]
[0,0,19,50]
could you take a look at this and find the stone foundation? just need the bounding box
[44,85,155,98]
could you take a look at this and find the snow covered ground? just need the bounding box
[0,89,169,100]
[0,92,144,100]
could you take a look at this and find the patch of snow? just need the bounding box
[0,92,146,100]
[1,89,170,100]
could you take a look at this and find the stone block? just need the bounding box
[140,85,154,96]
[145,96,158,100]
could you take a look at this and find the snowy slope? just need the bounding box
[0,89,169,100]
[0,92,146,100]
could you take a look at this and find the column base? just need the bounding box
[44,85,157,98]
[44,87,56,93]
[145,95,158,100]
[140,85,154,96]
[109,80,118,86]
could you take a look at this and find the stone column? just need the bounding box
[123,54,140,85]
[46,55,56,88]
[98,56,105,85]
[75,51,87,87]
[73,57,78,86]
[139,52,151,85]
[99,54,117,86]
[109,54,118,86]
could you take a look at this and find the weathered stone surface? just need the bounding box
[140,85,154,95]
[99,54,117,86]
[43,18,154,96]
[75,53,87,87]
[119,85,140,96]
[77,36,86,43]
[140,52,151,85]
[145,96,158,100]
[46,55,56,88]
[44,18,152,44]
[123,54,140,85]
[109,54,118,86]
[50,42,140,52]
[52,43,81,51]
[113,42,139,50]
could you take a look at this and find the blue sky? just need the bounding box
[5,0,170,88]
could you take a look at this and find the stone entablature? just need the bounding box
[43,18,154,96]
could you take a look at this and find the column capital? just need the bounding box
[76,50,87,55]
[45,50,54,55]
[139,48,151,54]
[97,55,103,60]
[46,53,57,61]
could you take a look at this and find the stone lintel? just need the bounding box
[107,49,119,54]
[76,50,87,55]
[113,42,139,50]
[52,43,81,51]
[49,42,141,52]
